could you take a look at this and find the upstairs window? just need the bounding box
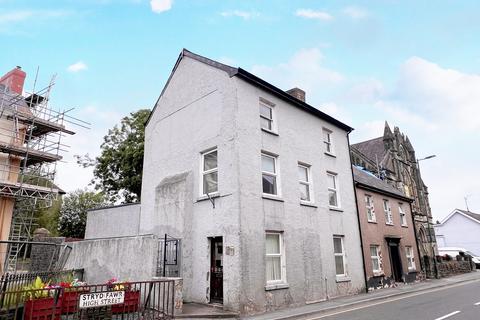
[201,148,218,196]
[298,163,313,202]
[327,173,340,208]
[399,203,407,226]
[323,129,334,154]
[260,102,275,132]
[365,195,376,222]
[383,199,393,225]
[333,236,346,276]
[262,153,279,195]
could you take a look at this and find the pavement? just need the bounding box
[243,271,480,320]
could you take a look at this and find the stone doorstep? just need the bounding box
[243,272,480,320]
[176,303,239,319]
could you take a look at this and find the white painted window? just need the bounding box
[333,236,346,276]
[370,245,382,273]
[262,153,279,195]
[298,163,313,202]
[265,232,286,284]
[323,129,334,154]
[399,203,407,226]
[200,148,218,196]
[383,199,393,225]
[260,102,275,132]
[327,173,340,208]
[406,246,416,271]
[365,194,376,222]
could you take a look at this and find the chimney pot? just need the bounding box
[286,87,306,102]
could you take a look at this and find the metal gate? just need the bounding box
[156,235,181,278]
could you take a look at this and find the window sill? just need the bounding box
[300,201,317,208]
[262,194,284,202]
[329,207,343,212]
[335,276,351,283]
[324,152,336,158]
[373,272,384,277]
[367,220,377,224]
[265,283,289,291]
[196,192,220,202]
[408,269,417,273]
[261,128,279,136]
[401,224,409,228]
[385,223,394,226]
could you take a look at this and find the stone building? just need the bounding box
[71,49,366,315]
[351,122,437,278]
[353,166,419,289]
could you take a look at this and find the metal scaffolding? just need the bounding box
[0,75,87,272]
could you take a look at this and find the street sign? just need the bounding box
[79,291,125,309]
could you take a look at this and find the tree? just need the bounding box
[77,109,150,203]
[58,190,107,238]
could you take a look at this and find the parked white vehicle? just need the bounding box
[438,247,480,267]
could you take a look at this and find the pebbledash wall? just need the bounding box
[137,50,365,314]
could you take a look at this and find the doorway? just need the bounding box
[387,238,403,282]
[209,237,223,303]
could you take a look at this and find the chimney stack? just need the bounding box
[0,66,26,94]
[286,87,306,102]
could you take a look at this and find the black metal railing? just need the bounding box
[0,279,175,319]
[0,269,84,297]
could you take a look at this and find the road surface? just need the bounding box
[306,280,480,320]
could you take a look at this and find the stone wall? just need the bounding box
[30,231,65,272]
[437,260,474,278]
[64,235,158,284]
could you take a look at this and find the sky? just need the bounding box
[1,0,479,221]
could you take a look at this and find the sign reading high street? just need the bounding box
[79,291,125,309]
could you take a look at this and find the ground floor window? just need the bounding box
[370,245,382,273]
[266,232,285,284]
[333,236,346,276]
[406,246,416,271]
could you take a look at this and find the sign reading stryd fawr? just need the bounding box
[79,291,125,309]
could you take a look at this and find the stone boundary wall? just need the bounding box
[64,234,158,284]
[437,260,474,278]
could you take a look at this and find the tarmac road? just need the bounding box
[305,280,480,320]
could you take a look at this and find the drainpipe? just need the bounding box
[347,134,369,293]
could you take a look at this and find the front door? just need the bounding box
[210,237,223,303]
[388,239,403,282]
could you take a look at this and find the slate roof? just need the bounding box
[146,49,353,132]
[457,209,480,223]
[352,166,411,201]
[351,137,385,164]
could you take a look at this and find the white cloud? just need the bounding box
[295,9,333,21]
[67,61,88,73]
[343,6,369,19]
[0,9,70,24]
[251,48,343,95]
[220,10,259,20]
[150,0,172,13]
[394,56,480,131]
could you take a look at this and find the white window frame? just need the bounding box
[323,128,334,155]
[399,203,407,226]
[370,245,382,274]
[365,194,376,222]
[261,152,280,196]
[383,199,393,225]
[200,148,218,197]
[406,246,416,271]
[333,236,347,277]
[259,100,276,133]
[265,232,286,285]
[327,172,341,209]
[298,163,313,203]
